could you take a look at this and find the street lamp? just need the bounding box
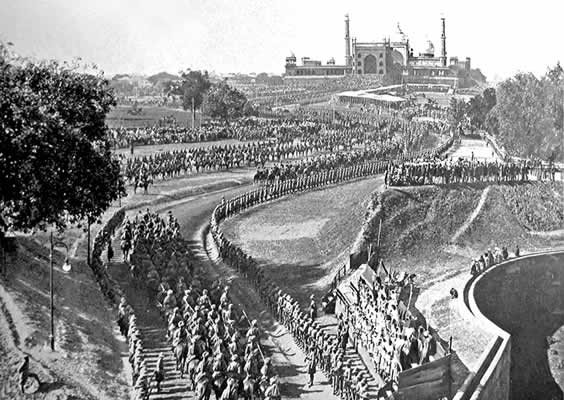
[49,231,71,351]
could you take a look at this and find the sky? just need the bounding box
[1,0,562,82]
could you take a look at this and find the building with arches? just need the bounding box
[284,15,472,88]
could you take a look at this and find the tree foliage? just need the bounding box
[486,63,564,161]
[168,70,211,111]
[0,44,125,233]
[202,81,251,121]
[448,97,469,131]
[467,87,497,130]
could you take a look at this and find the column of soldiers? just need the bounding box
[219,161,389,219]
[200,132,460,400]
[211,207,373,400]
[121,106,457,194]
[114,296,151,399]
[118,210,281,400]
[209,163,400,400]
[386,158,558,187]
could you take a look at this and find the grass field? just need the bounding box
[221,176,385,307]
[106,105,198,128]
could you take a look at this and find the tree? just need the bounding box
[168,70,211,112]
[448,97,468,132]
[486,67,563,160]
[0,44,125,234]
[468,87,496,130]
[202,82,251,122]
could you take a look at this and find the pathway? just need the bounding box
[450,186,491,244]
[446,138,500,162]
[108,242,192,400]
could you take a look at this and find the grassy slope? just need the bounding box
[0,238,129,399]
[373,182,564,376]
[221,176,385,307]
[378,182,564,283]
[378,185,483,278]
[497,181,564,231]
[0,170,259,398]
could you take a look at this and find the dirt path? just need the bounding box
[450,186,491,244]
[445,138,500,162]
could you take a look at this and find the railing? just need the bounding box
[330,264,348,291]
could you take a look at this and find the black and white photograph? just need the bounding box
[0,1,563,399]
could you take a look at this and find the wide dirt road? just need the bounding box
[133,183,338,400]
[446,137,500,162]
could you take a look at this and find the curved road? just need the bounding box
[119,181,338,399]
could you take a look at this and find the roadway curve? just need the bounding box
[123,182,338,399]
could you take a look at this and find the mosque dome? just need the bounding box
[425,40,435,56]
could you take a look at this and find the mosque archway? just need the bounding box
[391,50,405,66]
[364,55,377,74]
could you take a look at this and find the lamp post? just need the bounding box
[49,231,71,351]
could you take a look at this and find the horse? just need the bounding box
[253,169,266,185]
[195,374,212,400]
[173,341,188,377]
[185,354,201,390]
[211,371,227,400]
[221,378,240,400]
[241,374,256,400]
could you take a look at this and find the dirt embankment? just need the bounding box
[0,237,130,400]
[355,182,564,284]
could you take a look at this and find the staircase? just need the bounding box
[105,230,194,400]
[138,326,191,400]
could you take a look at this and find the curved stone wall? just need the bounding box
[460,251,564,400]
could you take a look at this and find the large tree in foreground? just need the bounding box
[0,44,125,234]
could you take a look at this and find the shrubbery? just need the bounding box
[501,182,564,231]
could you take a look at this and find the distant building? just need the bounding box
[285,15,472,87]
[285,54,351,77]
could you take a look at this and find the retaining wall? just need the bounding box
[457,250,564,400]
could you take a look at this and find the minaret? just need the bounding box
[345,14,352,67]
[440,17,447,67]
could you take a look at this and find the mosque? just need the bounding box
[284,15,471,87]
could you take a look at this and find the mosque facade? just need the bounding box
[285,15,471,87]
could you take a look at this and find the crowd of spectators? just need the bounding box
[235,75,384,107]
[342,276,434,386]
[470,245,519,276]
[111,122,232,148]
